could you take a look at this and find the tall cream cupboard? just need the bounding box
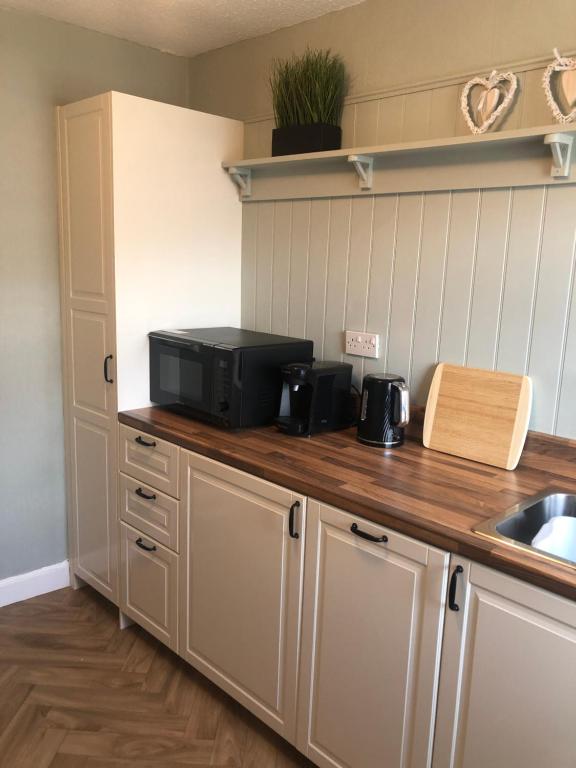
[57,91,243,603]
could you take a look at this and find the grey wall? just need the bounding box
[242,186,576,438]
[0,8,189,580]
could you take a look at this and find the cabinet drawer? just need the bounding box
[119,424,179,497]
[119,473,179,552]
[120,522,178,651]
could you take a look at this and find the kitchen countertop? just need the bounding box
[119,406,576,600]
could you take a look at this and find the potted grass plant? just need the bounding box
[270,49,348,157]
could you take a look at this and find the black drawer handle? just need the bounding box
[104,354,114,383]
[289,501,300,539]
[350,522,388,543]
[135,537,157,553]
[135,436,157,448]
[448,565,464,611]
[135,487,156,501]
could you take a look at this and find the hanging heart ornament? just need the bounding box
[460,70,518,135]
[543,49,576,123]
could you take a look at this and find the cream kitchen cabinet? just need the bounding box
[179,449,306,743]
[118,426,181,650]
[57,92,242,602]
[119,522,179,651]
[432,558,576,768]
[297,500,450,768]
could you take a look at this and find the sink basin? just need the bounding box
[474,492,576,567]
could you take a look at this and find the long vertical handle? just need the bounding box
[391,381,410,427]
[104,354,114,384]
[289,501,300,539]
[448,565,464,611]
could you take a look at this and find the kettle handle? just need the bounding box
[392,381,410,427]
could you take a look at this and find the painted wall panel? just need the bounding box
[497,187,545,374]
[255,202,275,333]
[288,200,311,338]
[305,200,331,357]
[271,202,292,336]
[241,203,258,330]
[411,192,451,401]
[377,97,405,145]
[343,198,374,382]
[527,185,576,432]
[386,194,423,380]
[466,189,512,369]
[438,190,480,365]
[323,198,352,361]
[364,196,398,377]
[556,276,576,438]
[244,181,576,437]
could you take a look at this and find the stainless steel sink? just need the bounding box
[474,492,576,567]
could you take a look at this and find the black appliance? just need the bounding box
[149,327,313,428]
[357,373,410,447]
[275,361,355,436]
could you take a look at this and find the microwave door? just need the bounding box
[150,339,213,414]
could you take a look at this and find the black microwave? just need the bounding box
[149,327,314,428]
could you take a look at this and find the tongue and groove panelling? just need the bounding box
[241,185,576,437]
[243,64,552,160]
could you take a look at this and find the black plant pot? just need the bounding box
[271,123,342,157]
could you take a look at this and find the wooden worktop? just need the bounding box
[119,406,576,600]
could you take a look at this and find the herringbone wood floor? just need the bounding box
[0,586,313,767]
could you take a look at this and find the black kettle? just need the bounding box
[357,373,410,447]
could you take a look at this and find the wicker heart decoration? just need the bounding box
[460,70,518,135]
[543,49,576,123]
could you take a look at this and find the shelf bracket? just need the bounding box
[544,133,574,178]
[227,166,252,199]
[348,154,374,190]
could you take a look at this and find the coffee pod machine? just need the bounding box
[357,373,410,447]
[276,361,355,436]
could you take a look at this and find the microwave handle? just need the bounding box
[232,354,243,390]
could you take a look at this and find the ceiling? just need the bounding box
[2,0,365,56]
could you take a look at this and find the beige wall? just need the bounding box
[188,0,576,157]
[0,7,188,580]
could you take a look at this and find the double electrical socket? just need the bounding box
[345,330,380,359]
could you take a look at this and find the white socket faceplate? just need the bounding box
[345,330,380,358]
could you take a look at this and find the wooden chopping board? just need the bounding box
[423,363,532,470]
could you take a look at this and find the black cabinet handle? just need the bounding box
[135,537,157,553]
[350,522,388,543]
[135,436,157,448]
[448,565,464,611]
[289,501,300,539]
[104,354,114,383]
[135,487,156,501]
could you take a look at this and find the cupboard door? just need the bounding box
[71,418,117,595]
[179,450,305,743]
[298,501,449,768]
[120,522,178,651]
[433,559,576,768]
[57,94,118,603]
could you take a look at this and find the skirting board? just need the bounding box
[0,560,70,608]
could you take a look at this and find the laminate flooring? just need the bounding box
[0,586,313,767]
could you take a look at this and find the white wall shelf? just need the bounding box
[223,123,576,202]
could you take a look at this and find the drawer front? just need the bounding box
[119,473,179,552]
[120,522,178,651]
[119,424,179,497]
